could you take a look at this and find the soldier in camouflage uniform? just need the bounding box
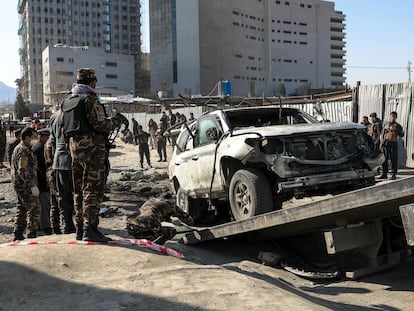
[368,112,383,151]
[44,136,62,234]
[379,111,404,180]
[0,122,7,168]
[126,193,194,244]
[11,127,40,241]
[61,68,125,242]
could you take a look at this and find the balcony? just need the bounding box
[17,0,26,14]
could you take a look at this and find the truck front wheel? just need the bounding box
[229,168,273,221]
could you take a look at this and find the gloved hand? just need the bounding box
[31,186,40,197]
[113,113,129,128]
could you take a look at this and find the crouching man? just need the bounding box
[126,193,193,244]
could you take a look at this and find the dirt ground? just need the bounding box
[0,138,413,311]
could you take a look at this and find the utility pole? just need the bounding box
[408,61,412,83]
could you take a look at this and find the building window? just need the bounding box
[106,74,118,79]
[105,62,117,67]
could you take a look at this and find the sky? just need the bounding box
[0,1,413,88]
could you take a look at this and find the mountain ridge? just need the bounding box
[0,81,16,104]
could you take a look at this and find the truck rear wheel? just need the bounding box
[229,168,273,221]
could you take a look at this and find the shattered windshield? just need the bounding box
[224,107,318,129]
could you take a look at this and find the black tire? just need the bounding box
[176,188,208,224]
[229,168,273,221]
[176,188,189,213]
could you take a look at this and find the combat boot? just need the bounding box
[13,231,25,241]
[63,212,76,234]
[63,226,76,234]
[27,231,37,239]
[75,227,83,241]
[82,224,112,243]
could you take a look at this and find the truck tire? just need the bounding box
[229,168,273,221]
[176,188,208,224]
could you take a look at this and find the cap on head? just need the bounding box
[38,128,50,137]
[77,68,97,84]
[21,127,37,140]
[369,112,377,118]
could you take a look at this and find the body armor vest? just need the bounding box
[61,94,94,138]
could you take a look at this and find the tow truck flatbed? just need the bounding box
[181,177,414,245]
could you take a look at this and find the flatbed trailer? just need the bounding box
[180,177,414,278]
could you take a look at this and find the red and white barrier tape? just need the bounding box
[0,238,184,258]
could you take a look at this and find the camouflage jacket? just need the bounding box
[11,141,38,189]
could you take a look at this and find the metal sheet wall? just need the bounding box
[282,101,353,123]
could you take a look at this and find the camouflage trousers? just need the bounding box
[70,137,106,227]
[46,168,60,230]
[14,189,40,234]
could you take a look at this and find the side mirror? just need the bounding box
[206,127,220,141]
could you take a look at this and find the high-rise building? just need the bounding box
[150,0,346,97]
[17,0,143,109]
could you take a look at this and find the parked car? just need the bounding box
[168,106,385,224]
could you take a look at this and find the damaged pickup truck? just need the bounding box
[168,106,385,224]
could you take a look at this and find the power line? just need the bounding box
[345,66,407,69]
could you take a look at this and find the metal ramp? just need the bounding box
[181,177,414,245]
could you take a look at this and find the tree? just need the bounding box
[14,93,29,120]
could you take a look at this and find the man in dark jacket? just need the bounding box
[7,129,21,166]
[32,128,52,235]
[50,109,76,235]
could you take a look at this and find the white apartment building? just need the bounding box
[17,0,142,108]
[150,0,346,97]
[42,45,135,107]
